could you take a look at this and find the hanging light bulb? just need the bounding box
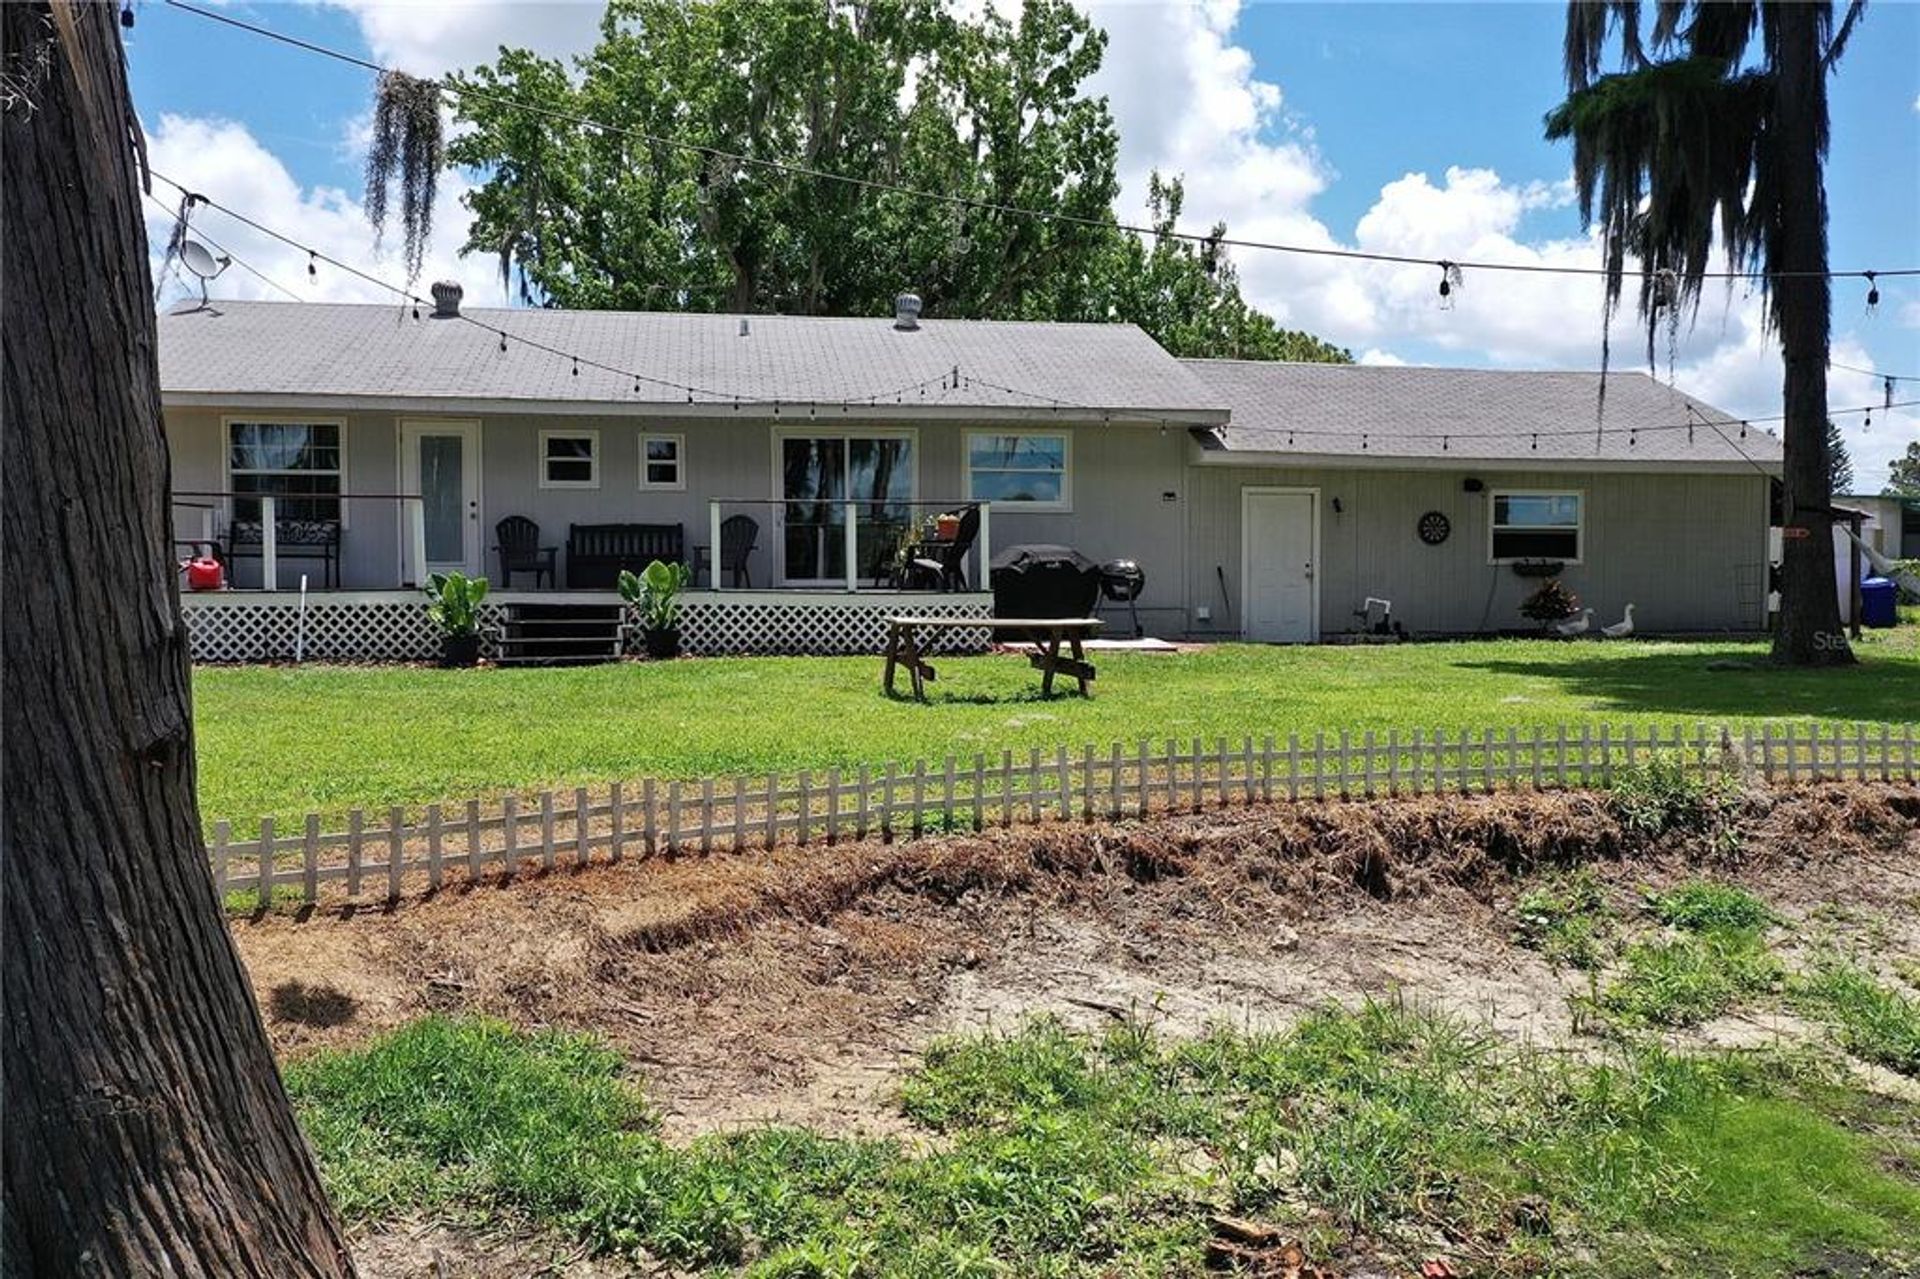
[308,251,318,283]
[121,2,134,29]
[1887,376,1896,411]
[411,303,421,321]
[1629,428,1638,448]
[571,356,579,377]
[1865,272,1880,312]
[1441,434,1449,452]
[1739,420,1748,440]
[1530,433,1538,452]
[498,332,507,353]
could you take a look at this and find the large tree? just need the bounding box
[2,3,354,1273]
[446,0,1349,362]
[1546,1,1865,665]
[1887,440,1920,498]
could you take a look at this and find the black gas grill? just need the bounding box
[1097,559,1146,638]
[989,545,1103,619]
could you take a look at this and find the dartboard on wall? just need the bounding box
[1417,510,1451,545]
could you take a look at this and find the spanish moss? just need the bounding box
[365,70,443,289]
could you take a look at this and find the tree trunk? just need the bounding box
[1768,0,1852,666]
[2,4,356,1275]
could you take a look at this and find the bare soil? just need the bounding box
[225,783,1920,1276]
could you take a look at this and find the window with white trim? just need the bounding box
[539,429,599,489]
[638,432,685,490]
[1489,490,1583,562]
[965,431,1070,511]
[227,420,343,522]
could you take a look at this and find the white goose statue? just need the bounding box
[1602,604,1636,639]
[1551,608,1593,638]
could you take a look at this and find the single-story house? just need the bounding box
[159,287,1780,660]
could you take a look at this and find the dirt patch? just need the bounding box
[234,782,1920,1156]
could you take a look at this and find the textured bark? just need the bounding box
[2,4,355,1275]
[1768,1,1853,666]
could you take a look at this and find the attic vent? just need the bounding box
[893,292,922,331]
[430,280,463,317]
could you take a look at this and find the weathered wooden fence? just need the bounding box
[212,721,1920,906]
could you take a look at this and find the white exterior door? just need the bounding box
[1242,488,1318,643]
[401,420,481,581]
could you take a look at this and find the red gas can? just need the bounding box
[184,555,225,591]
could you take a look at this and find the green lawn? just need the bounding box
[193,631,1919,830]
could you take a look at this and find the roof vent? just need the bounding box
[430,280,463,318]
[893,292,922,331]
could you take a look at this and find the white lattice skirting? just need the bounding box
[183,592,992,662]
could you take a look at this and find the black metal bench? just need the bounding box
[226,518,341,588]
[566,522,685,589]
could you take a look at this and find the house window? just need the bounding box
[539,430,599,489]
[965,431,1070,511]
[1490,490,1583,562]
[227,420,343,522]
[639,433,685,490]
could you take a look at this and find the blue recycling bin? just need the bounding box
[1860,576,1898,628]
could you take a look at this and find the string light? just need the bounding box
[498,331,507,353]
[307,250,317,283]
[1865,272,1880,311]
[158,0,1920,288]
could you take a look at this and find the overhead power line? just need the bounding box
[161,0,1919,288]
[145,170,1919,450]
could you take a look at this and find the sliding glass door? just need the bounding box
[778,432,915,585]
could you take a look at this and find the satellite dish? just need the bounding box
[177,239,230,308]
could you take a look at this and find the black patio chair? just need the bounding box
[494,515,557,588]
[909,505,981,592]
[696,514,760,588]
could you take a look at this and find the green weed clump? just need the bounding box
[1607,754,1744,853]
[1645,881,1772,933]
[290,1006,1920,1276]
[1797,960,1920,1077]
[1514,869,1614,969]
[1597,932,1783,1028]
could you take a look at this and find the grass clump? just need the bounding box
[1597,932,1783,1028]
[293,1008,1920,1276]
[1607,754,1744,852]
[1645,880,1772,933]
[1797,960,1920,1077]
[1514,869,1614,969]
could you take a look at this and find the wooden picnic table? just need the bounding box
[883,615,1103,702]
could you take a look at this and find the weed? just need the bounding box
[1608,754,1744,853]
[1797,960,1920,1077]
[1514,868,1613,969]
[1596,931,1782,1028]
[1645,880,1772,933]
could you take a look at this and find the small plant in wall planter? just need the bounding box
[424,571,489,667]
[619,560,692,659]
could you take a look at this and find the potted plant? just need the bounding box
[424,570,489,667]
[619,559,692,659]
[1519,577,1580,632]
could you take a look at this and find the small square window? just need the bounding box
[540,431,599,489]
[639,433,685,491]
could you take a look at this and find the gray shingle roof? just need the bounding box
[157,299,1228,420]
[1182,359,1780,470]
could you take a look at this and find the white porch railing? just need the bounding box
[173,490,427,590]
[707,498,991,593]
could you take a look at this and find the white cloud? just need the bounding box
[322,0,603,76]
[143,113,481,308]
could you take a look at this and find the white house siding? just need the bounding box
[1184,463,1771,638]
[165,406,403,590]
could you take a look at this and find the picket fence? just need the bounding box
[213,720,1920,906]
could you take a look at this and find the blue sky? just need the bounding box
[128,1,1919,487]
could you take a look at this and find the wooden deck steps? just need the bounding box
[493,602,626,666]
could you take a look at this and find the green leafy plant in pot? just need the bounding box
[619,560,692,659]
[424,571,489,667]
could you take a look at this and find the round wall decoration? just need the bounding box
[1417,510,1451,545]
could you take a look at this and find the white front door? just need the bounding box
[1242,488,1318,643]
[400,420,482,581]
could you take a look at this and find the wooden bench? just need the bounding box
[884,616,1103,702]
[565,522,684,589]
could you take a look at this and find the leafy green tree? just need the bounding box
[1826,420,1854,494]
[1546,1,1866,666]
[1886,441,1920,498]
[445,0,1349,363]
[1101,174,1351,363]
